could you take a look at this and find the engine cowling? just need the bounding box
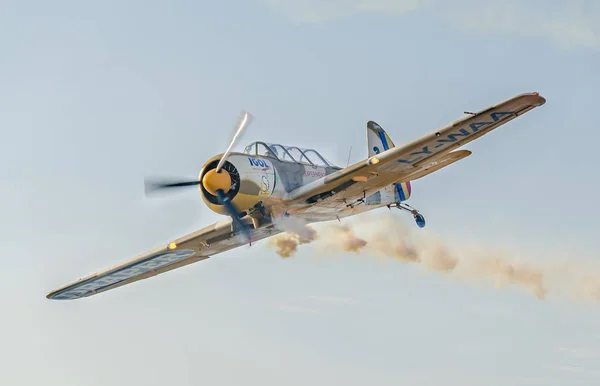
[198,154,276,216]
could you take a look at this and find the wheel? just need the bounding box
[414,214,426,228]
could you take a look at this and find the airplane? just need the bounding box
[46,92,546,300]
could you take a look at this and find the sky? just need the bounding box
[1,0,600,385]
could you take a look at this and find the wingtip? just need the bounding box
[512,92,546,107]
[46,291,63,300]
[529,91,546,106]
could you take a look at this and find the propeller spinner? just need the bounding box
[144,111,253,243]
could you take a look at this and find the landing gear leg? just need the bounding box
[389,202,426,228]
[248,202,272,229]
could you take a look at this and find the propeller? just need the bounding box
[215,189,250,244]
[215,111,251,173]
[144,179,203,196]
[144,110,253,243]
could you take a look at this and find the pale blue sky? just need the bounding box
[2,1,600,385]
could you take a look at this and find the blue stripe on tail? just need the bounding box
[378,131,389,151]
[378,130,406,201]
[397,184,406,201]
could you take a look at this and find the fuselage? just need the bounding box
[198,152,411,224]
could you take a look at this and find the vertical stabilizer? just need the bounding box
[367,121,395,156]
[366,120,412,201]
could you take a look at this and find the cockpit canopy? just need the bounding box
[243,141,337,167]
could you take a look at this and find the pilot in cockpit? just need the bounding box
[264,147,278,158]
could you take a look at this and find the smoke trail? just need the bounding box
[319,223,368,252]
[267,213,600,302]
[269,215,317,258]
[272,215,316,241]
[268,231,315,258]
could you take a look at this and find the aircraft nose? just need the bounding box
[202,168,231,196]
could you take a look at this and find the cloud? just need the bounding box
[264,0,600,49]
[556,365,600,376]
[439,1,600,49]
[265,0,425,22]
[557,365,587,373]
[304,295,356,304]
[556,347,600,360]
[276,304,319,314]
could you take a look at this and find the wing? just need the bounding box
[46,218,282,300]
[288,92,545,205]
[399,149,472,182]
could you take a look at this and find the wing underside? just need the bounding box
[46,219,282,300]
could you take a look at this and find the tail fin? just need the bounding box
[367,121,395,156]
[366,121,412,201]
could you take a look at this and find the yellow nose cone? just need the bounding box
[202,169,231,196]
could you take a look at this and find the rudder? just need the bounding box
[395,181,412,201]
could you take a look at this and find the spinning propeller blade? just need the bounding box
[143,110,254,245]
[144,110,252,196]
[144,179,202,196]
[215,111,252,173]
[215,189,251,243]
